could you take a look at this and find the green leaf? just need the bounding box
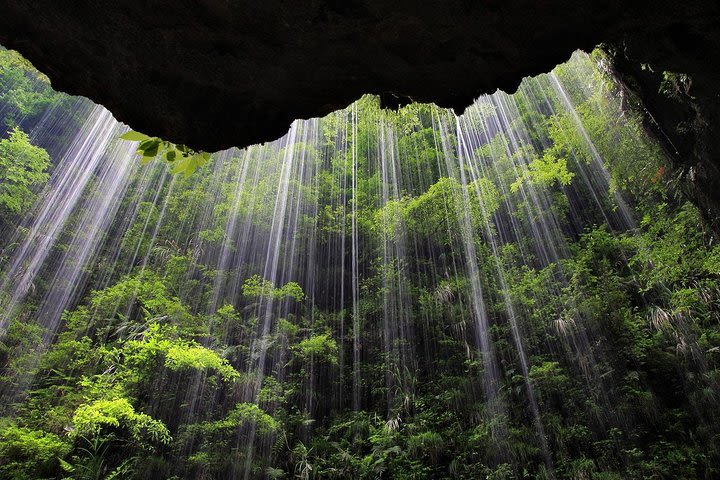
[138,138,160,151]
[119,130,150,142]
[58,458,75,472]
[138,141,161,158]
[171,152,211,176]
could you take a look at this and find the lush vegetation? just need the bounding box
[0,127,50,224]
[1,46,719,480]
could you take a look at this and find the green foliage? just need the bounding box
[405,177,462,242]
[59,436,137,480]
[122,322,240,382]
[377,176,502,245]
[633,202,710,290]
[276,282,305,302]
[529,361,570,392]
[0,48,61,126]
[212,403,279,435]
[0,318,43,392]
[510,151,574,192]
[119,130,211,176]
[71,397,171,447]
[467,177,502,223]
[293,332,339,364]
[0,424,70,479]
[406,431,444,462]
[242,274,305,302]
[164,343,239,381]
[0,127,50,218]
[242,274,277,299]
[180,403,279,475]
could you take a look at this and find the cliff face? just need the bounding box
[1,1,719,222]
[608,30,720,231]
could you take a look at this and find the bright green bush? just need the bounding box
[71,397,171,446]
[0,424,71,479]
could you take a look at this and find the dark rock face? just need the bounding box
[2,1,720,227]
[607,29,720,231]
[0,1,716,152]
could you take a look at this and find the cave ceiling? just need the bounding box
[0,1,719,152]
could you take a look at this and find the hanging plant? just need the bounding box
[119,130,211,176]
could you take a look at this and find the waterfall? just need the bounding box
[1,48,718,479]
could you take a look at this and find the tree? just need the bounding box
[0,48,60,128]
[0,127,50,221]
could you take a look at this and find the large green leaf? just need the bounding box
[171,152,211,176]
[119,130,150,142]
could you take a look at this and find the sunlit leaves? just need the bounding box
[241,274,274,298]
[164,343,239,382]
[277,282,305,302]
[292,332,339,364]
[375,176,501,245]
[123,323,240,382]
[71,397,171,446]
[510,151,574,192]
[0,425,70,479]
[117,131,149,142]
[375,198,408,238]
[242,274,305,302]
[405,177,462,242]
[0,127,50,218]
[119,130,211,176]
[197,402,279,435]
[170,151,211,176]
[467,177,501,223]
[0,48,60,125]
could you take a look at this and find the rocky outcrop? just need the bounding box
[608,27,720,231]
